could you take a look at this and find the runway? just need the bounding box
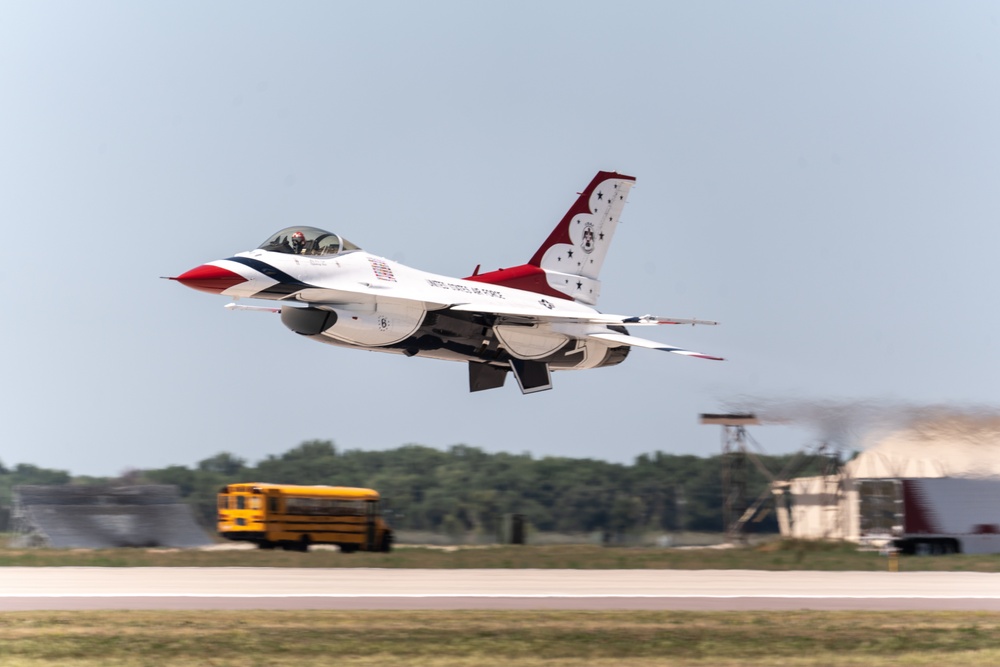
[2,568,999,611]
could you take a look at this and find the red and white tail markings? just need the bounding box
[468,171,636,306]
[528,171,636,279]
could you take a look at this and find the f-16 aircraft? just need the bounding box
[171,171,722,394]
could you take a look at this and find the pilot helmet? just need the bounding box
[291,231,305,247]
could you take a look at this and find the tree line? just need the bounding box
[0,441,839,537]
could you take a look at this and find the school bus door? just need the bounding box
[366,500,377,551]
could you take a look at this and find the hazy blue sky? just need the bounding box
[2,2,998,476]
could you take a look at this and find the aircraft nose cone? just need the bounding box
[171,264,247,294]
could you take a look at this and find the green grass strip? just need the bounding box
[0,611,999,666]
[0,542,999,571]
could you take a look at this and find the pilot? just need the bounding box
[290,230,307,254]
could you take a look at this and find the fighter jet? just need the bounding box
[171,171,722,394]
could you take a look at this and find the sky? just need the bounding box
[2,2,999,476]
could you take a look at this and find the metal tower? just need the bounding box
[700,413,760,541]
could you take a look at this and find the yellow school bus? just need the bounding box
[217,483,393,553]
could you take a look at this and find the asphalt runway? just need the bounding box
[2,568,999,611]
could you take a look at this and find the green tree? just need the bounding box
[122,440,825,537]
[197,452,247,477]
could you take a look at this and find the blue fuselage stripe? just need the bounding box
[225,256,315,294]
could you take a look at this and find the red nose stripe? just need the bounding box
[172,264,247,294]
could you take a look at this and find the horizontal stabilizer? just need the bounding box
[588,332,724,361]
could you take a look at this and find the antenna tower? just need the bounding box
[700,413,761,542]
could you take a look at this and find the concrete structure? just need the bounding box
[10,485,212,548]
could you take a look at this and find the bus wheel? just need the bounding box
[257,541,276,550]
[340,544,359,554]
[380,532,393,553]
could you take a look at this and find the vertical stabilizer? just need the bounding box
[467,171,636,305]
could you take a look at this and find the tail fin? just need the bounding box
[467,171,636,305]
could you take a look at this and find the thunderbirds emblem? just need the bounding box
[581,223,596,253]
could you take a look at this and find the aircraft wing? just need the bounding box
[447,303,716,327]
[224,284,453,319]
[293,286,453,311]
[586,331,724,360]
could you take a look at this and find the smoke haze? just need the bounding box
[723,397,1000,452]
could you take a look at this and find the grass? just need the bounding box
[0,540,998,570]
[0,610,999,666]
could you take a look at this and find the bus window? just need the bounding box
[268,497,279,512]
[218,496,228,510]
[236,496,246,510]
[285,497,366,516]
[250,497,261,510]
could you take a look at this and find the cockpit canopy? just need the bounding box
[257,226,361,257]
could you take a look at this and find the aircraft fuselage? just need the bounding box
[173,172,720,394]
[189,247,630,374]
